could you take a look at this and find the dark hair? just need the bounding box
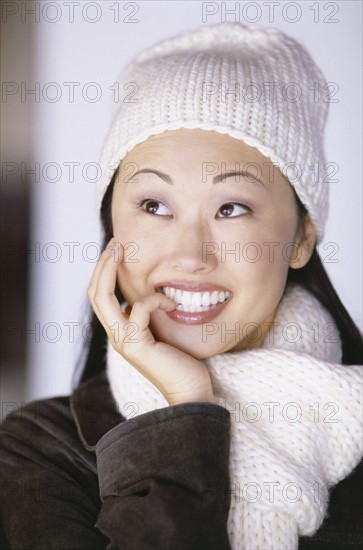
[72,169,363,388]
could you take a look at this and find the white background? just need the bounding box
[3,1,361,401]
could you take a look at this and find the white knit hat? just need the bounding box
[98,22,330,241]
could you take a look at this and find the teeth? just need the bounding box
[201,292,210,306]
[191,292,201,307]
[181,292,191,308]
[210,290,219,305]
[161,286,231,312]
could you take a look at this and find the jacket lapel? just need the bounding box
[70,371,124,451]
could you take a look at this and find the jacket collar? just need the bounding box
[70,371,124,451]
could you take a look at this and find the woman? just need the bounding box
[1,22,362,550]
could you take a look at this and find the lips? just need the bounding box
[155,281,232,321]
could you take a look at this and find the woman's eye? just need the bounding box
[140,199,171,216]
[216,202,249,218]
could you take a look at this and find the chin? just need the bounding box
[150,320,232,359]
[168,339,225,360]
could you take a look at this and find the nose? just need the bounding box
[168,218,218,275]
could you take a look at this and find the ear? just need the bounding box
[289,213,317,269]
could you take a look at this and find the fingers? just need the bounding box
[128,293,176,338]
[87,238,120,308]
[87,238,127,343]
[87,238,177,353]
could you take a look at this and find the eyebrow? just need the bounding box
[129,169,172,184]
[127,168,266,187]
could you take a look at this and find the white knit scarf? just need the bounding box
[106,284,363,550]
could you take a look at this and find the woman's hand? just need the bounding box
[87,238,216,406]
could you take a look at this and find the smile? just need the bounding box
[160,286,232,312]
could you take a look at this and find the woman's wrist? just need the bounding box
[167,390,216,406]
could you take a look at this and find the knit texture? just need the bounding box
[106,284,363,549]
[98,23,330,240]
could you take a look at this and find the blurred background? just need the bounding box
[1,0,362,420]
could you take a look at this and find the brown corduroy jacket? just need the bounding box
[1,371,362,550]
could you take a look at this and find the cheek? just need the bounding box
[113,216,150,269]
[113,211,164,250]
[226,216,297,279]
[114,229,160,302]
[230,241,289,305]
[113,214,136,243]
[116,261,143,305]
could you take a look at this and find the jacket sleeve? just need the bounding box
[1,397,231,550]
[0,397,110,549]
[95,402,232,550]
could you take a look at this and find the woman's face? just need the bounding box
[111,129,313,358]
